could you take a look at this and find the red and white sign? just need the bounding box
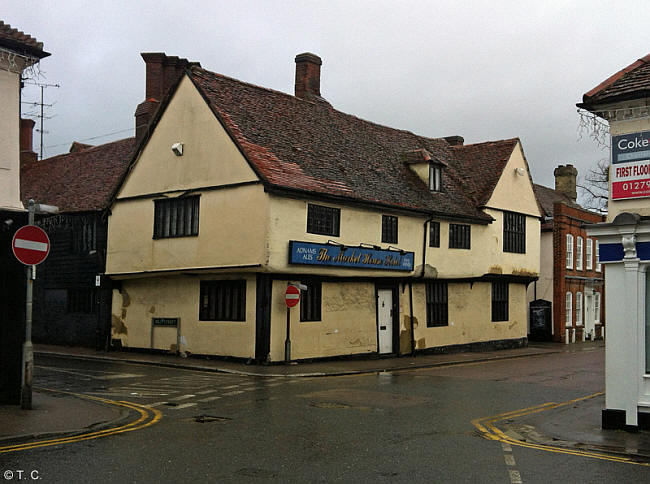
[285,285,300,308]
[611,160,650,200]
[12,225,50,265]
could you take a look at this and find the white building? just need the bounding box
[579,54,650,430]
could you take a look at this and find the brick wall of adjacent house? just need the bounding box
[552,202,606,342]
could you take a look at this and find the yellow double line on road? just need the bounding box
[0,389,162,454]
[472,392,650,466]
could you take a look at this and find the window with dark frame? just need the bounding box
[153,195,200,239]
[307,204,340,236]
[429,221,440,248]
[426,282,448,327]
[449,223,470,249]
[503,211,526,253]
[491,282,509,322]
[381,215,398,244]
[67,288,96,314]
[199,280,246,321]
[300,281,322,322]
[71,220,97,254]
[429,163,443,192]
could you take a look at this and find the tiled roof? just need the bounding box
[21,138,135,213]
[532,183,587,221]
[451,139,520,206]
[188,67,520,222]
[0,20,49,58]
[580,53,650,107]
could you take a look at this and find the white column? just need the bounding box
[622,233,640,426]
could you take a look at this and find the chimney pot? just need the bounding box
[295,52,322,100]
[554,164,578,202]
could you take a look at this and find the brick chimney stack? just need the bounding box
[554,164,578,202]
[19,118,37,165]
[295,53,323,101]
[134,53,197,140]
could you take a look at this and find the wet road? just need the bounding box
[2,348,648,483]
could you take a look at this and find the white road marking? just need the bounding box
[168,402,197,410]
[147,402,168,408]
[222,390,245,396]
[501,443,512,452]
[198,396,221,402]
[509,470,522,484]
[222,385,240,389]
[197,389,218,395]
[36,366,142,380]
[171,394,196,401]
[504,455,516,466]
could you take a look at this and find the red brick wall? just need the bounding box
[552,202,606,342]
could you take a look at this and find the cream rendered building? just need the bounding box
[106,53,541,362]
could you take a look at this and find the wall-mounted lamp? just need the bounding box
[515,167,525,176]
[171,142,184,156]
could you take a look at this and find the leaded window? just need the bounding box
[300,281,322,322]
[382,215,398,244]
[426,282,448,327]
[429,221,440,248]
[199,280,246,321]
[153,196,200,239]
[449,223,470,249]
[307,204,340,237]
[503,211,525,253]
[491,282,508,322]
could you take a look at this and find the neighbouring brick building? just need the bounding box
[528,165,605,343]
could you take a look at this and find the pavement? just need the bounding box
[0,340,648,462]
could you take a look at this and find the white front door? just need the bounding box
[377,289,393,354]
[585,293,595,339]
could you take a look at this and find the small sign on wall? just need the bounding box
[152,317,179,327]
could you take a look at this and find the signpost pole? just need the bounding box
[21,200,35,410]
[283,284,302,363]
[285,307,291,363]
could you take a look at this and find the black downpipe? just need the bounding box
[409,217,435,355]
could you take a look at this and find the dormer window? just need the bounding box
[402,148,446,192]
[429,162,443,192]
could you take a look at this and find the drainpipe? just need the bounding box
[407,217,436,356]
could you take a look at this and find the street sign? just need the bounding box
[285,285,300,308]
[12,225,50,266]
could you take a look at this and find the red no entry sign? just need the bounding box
[12,225,50,265]
[285,285,300,308]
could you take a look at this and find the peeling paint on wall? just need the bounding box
[513,268,537,277]
[121,290,131,307]
[324,285,375,312]
[111,314,128,335]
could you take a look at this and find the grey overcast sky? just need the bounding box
[5,1,650,193]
